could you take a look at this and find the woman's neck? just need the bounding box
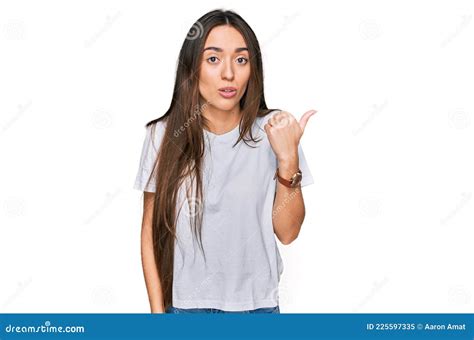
[203,105,241,135]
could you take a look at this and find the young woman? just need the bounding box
[134,9,316,314]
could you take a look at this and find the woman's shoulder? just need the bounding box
[145,116,167,132]
[142,116,168,150]
[145,115,168,135]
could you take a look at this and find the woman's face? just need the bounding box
[198,25,250,113]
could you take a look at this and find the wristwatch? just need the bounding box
[273,168,303,188]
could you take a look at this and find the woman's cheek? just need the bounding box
[199,80,213,102]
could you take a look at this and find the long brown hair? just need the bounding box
[143,9,276,310]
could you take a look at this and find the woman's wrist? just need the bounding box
[277,156,299,178]
[151,307,165,313]
[151,301,166,313]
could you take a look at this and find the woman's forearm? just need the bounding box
[272,158,305,245]
[141,227,165,313]
[141,192,165,313]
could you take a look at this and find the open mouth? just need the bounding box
[218,87,237,98]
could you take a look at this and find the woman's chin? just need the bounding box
[210,100,240,112]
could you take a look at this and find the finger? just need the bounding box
[299,110,317,132]
[270,110,283,123]
[264,123,272,134]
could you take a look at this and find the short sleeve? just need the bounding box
[133,121,166,193]
[297,142,314,187]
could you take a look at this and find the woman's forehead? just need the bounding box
[204,25,247,51]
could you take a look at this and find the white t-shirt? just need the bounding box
[133,110,314,311]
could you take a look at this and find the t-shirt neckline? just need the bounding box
[203,122,241,143]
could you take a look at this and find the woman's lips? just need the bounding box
[218,87,237,99]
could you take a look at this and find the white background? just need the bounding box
[1,0,473,313]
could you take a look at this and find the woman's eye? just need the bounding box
[207,56,219,63]
[236,57,248,64]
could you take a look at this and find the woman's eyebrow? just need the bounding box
[202,46,249,53]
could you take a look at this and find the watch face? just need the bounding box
[290,172,303,187]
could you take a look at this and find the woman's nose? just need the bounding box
[221,59,234,81]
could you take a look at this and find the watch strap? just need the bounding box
[273,168,302,188]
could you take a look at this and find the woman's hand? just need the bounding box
[264,109,317,163]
